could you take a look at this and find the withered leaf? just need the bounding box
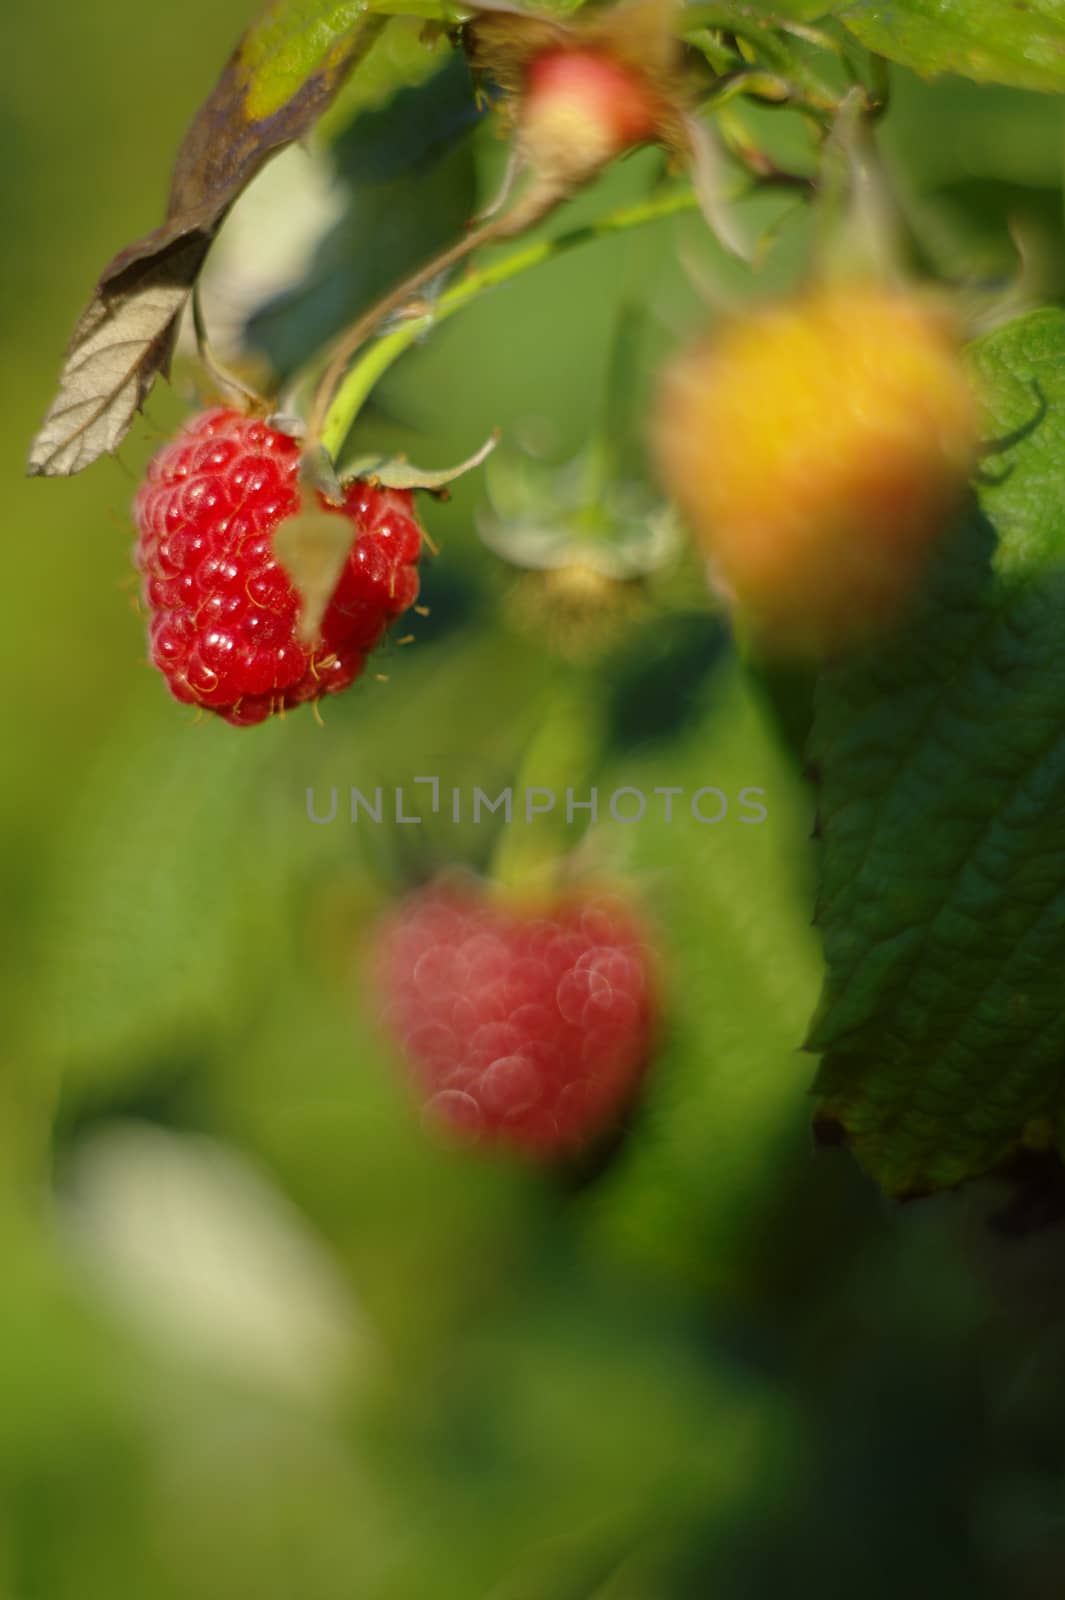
[28,0,384,479]
[27,234,211,479]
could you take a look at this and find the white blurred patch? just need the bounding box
[58,1122,374,1406]
[181,143,346,359]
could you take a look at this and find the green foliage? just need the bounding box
[17,0,1065,1595]
[810,309,1065,1195]
[736,0,844,19]
[238,1,378,120]
[685,3,841,25]
[841,0,1065,93]
[249,53,481,374]
[589,663,823,1289]
[39,714,291,1088]
[40,627,553,1103]
[27,0,385,477]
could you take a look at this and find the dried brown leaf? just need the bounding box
[28,2,384,478]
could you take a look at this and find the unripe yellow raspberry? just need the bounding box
[653,283,981,658]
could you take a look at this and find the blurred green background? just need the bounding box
[7,3,1065,1595]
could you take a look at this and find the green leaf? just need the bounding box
[327,47,483,180]
[686,3,843,23]
[841,0,1065,93]
[809,307,1065,1196]
[368,0,470,18]
[237,1,378,120]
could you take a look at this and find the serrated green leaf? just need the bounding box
[809,307,1065,1196]
[841,0,1065,93]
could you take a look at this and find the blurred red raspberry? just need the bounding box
[374,879,657,1156]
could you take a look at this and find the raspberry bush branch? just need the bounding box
[312,135,818,467]
[314,185,706,465]
[305,0,767,454]
[28,0,853,477]
[306,210,531,457]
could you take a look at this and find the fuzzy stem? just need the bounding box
[307,174,574,452]
[319,185,702,464]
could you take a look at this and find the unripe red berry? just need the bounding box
[520,46,662,186]
[653,283,981,658]
[374,879,657,1157]
[133,409,423,726]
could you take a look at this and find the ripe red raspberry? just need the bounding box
[133,408,423,726]
[374,879,657,1156]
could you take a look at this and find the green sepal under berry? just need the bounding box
[808,307,1065,1197]
[340,434,498,490]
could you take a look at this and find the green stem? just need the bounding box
[320,186,702,465]
[490,669,606,896]
[816,85,900,284]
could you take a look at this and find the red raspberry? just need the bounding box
[374,879,657,1156]
[133,408,423,726]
